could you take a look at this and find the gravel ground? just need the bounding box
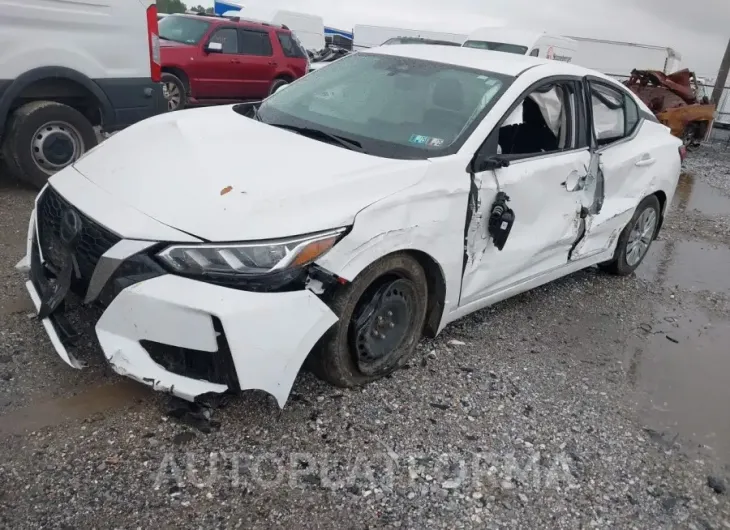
[0,149,729,528]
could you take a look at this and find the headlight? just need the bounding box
[156,228,346,278]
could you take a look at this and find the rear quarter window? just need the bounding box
[277,32,307,58]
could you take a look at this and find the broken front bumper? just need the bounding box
[21,208,338,407]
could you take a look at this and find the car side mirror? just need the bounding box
[473,155,510,173]
[206,42,223,53]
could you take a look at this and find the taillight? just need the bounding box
[146,5,161,82]
[679,145,687,162]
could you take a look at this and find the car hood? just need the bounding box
[160,39,193,49]
[71,105,429,241]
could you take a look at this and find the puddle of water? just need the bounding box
[637,239,730,293]
[673,172,730,217]
[0,380,151,438]
[625,306,730,463]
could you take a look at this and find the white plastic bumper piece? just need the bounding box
[95,274,338,406]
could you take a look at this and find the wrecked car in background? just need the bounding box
[17,45,683,407]
[624,68,715,148]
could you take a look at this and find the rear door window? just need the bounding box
[239,29,274,56]
[588,81,642,146]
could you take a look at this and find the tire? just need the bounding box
[162,73,187,111]
[308,253,429,388]
[598,195,661,276]
[1,101,98,189]
[269,78,290,97]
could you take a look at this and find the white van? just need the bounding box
[0,0,165,188]
[226,8,325,51]
[463,28,577,63]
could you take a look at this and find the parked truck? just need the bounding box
[352,25,467,51]
[569,37,682,76]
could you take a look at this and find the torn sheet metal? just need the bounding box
[96,274,338,406]
[316,162,469,333]
[24,280,85,369]
[459,149,592,305]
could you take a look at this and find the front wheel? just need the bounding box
[1,101,97,189]
[599,195,660,276]
[308,253,429,387]
[162,73,187,111]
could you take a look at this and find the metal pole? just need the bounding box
[711,37,730,106]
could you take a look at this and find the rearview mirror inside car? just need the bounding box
[206,42,223,53]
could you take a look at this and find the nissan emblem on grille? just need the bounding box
[60,208,82,246]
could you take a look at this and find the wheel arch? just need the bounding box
[321,248,448,339]
[0,67,113,135]
[161,67,190,94]
[652,189,668,237]
[274,72,295,83]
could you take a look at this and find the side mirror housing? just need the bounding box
[206,42,223,53]
[472,155,510,173]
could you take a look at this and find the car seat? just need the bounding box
[422,78,467,140]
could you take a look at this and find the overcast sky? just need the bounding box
[196,0,729,78]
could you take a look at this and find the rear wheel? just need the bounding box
[308,253,428,387]
[269,78,290,97]
[599,195,660,276]
[1,101,97,189]
[162,73,186,111]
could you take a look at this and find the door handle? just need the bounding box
[635,154,656,167]
[268,61,278,66]
[230,59,240,64]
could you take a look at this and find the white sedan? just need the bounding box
[18,45,683,406]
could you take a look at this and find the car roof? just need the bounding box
[172,13,289,33]
[365,44,597,78]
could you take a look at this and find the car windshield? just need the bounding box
[463,41,529,55]
[158,15,211,45]
[256,53,510,159]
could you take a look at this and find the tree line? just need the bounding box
[157,0,215,14]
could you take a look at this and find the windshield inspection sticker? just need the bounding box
[409,134,430,145]
[427,137,444,147]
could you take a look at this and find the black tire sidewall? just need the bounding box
[2,101,98,189]
[269,78,289,97]
[612,195,661,275]
[162,73,186,111]
[313,253,429,387]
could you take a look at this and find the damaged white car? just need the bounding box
[18,45,684,407]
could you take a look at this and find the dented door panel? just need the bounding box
[460,149,592,307]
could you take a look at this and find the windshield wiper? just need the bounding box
[268,123,367,153]
[159,35,171,41]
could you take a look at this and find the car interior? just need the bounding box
[497,84,570,156]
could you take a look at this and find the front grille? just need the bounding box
[36,186,121,294]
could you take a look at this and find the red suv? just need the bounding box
[158,14,309,110]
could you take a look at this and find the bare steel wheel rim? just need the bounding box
[31,121,85,175]
[350,277,418,376]
[163,81,181,110]
[626,207,657,267]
